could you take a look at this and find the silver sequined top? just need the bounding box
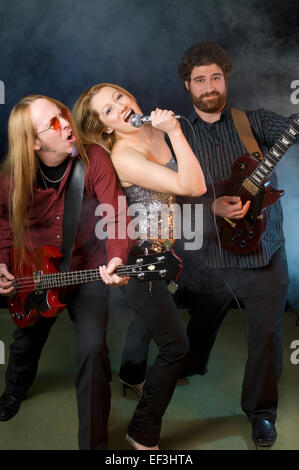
[122,157,178,245]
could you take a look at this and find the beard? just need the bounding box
[39,144,57,153]
[37,138,57,153]
[188,89,227,114]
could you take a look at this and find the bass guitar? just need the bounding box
[7,245,182,328]
[214,115,299,254]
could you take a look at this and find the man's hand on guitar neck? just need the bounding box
[99,257,130,287]
[211,196,251,220]
[0,264,15,296]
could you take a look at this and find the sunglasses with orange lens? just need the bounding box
[37,107,70,134]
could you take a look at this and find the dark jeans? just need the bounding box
[121,278,189,447]
[5,281,111,450]
[120,247,288,423]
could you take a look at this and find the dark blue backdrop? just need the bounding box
[0,0,299,304]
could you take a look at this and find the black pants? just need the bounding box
[120,247,288,423]
[5,281,111,450]
[120,278,189,446]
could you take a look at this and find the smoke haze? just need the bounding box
[0,0,298,303]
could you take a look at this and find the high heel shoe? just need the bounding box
[126,433,159,450]
[119,378,143,398]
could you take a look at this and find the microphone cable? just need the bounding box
[180,115,249,345]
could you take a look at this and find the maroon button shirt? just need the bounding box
[0,145,132,271]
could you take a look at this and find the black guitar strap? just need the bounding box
[231,108,263,160]
[59,158,85,273]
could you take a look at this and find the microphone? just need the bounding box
[130,112,181,128]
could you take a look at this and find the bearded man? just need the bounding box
[176,41,299,447]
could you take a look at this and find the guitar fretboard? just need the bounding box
[39,268,102,290]
[246,116,299,189]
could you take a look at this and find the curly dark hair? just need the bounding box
[178,41,234,82]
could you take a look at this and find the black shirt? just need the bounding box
[37,156,71,190]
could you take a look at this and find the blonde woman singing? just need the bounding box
[73,83,206,450]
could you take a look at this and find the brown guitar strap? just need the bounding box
[231,108,263,160]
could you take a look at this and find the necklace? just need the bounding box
[39,160,70,189]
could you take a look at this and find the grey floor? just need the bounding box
[0,297,299,450]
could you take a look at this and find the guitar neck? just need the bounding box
[39,266,124,290]
[12,251,181,296]
[247,116,299,189]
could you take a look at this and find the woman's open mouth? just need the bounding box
[124,109,135,123]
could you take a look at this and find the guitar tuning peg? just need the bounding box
[168,280,178,294]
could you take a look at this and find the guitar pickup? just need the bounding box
[33,271,44,294]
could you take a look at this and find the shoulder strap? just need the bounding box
[231,107,263,160]
[59,158,85,273]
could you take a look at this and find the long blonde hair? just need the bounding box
[1,94,88,266]
[73,83,137,154]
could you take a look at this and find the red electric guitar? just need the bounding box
[7,245,183,328]
[214,115,299,254]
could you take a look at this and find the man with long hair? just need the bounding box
[0,95,131,449]
[176,41,298,447]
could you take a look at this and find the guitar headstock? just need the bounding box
[124,250,183,282]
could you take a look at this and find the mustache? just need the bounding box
[200,91,221,99]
